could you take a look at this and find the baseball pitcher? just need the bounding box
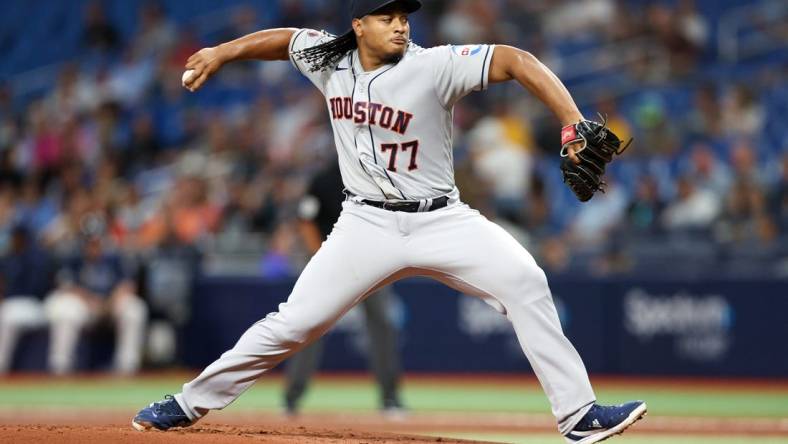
[134,1,644,443]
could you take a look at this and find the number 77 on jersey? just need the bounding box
[381,141,419,172]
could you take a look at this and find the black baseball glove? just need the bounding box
[559,115,632,202]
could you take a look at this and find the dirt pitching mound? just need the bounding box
[1,424,499,444]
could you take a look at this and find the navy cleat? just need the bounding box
[565,401,647,443]
[132,395,195,431]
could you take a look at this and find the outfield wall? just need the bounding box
[180,276,788,378]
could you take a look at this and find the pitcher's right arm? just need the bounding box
[183,28,297,91]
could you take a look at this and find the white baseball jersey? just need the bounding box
[174,29,600,439]
[288,29,495,201]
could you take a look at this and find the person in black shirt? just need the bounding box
[283,161,404,415]
[0,226,52,373]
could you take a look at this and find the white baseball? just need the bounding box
[182,69,195,88]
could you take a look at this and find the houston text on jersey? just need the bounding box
[329,97,414,135]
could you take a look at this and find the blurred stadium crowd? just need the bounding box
[0,0,785,373]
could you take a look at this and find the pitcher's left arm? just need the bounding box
[488,46,583,160]
[488,46,631,202]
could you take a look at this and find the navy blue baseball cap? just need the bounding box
[351,0,422,19]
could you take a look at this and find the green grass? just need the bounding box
[0,376,786,419]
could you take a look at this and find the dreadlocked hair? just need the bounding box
[293,31,358,73]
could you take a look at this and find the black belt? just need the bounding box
[347,192,450,213]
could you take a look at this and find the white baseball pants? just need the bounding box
[45,291,148,374]
[177,201,596,434]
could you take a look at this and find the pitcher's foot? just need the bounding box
[132,395,195,431]
[564,401,647,443]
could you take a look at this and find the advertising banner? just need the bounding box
[182,277,788,377]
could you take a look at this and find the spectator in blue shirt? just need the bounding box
[44,234,147,374]
[0,226,53,373]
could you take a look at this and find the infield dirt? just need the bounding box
[2,407,786,443]
[0,424,500,444]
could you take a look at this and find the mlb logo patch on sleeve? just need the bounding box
[452,45,482,56]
